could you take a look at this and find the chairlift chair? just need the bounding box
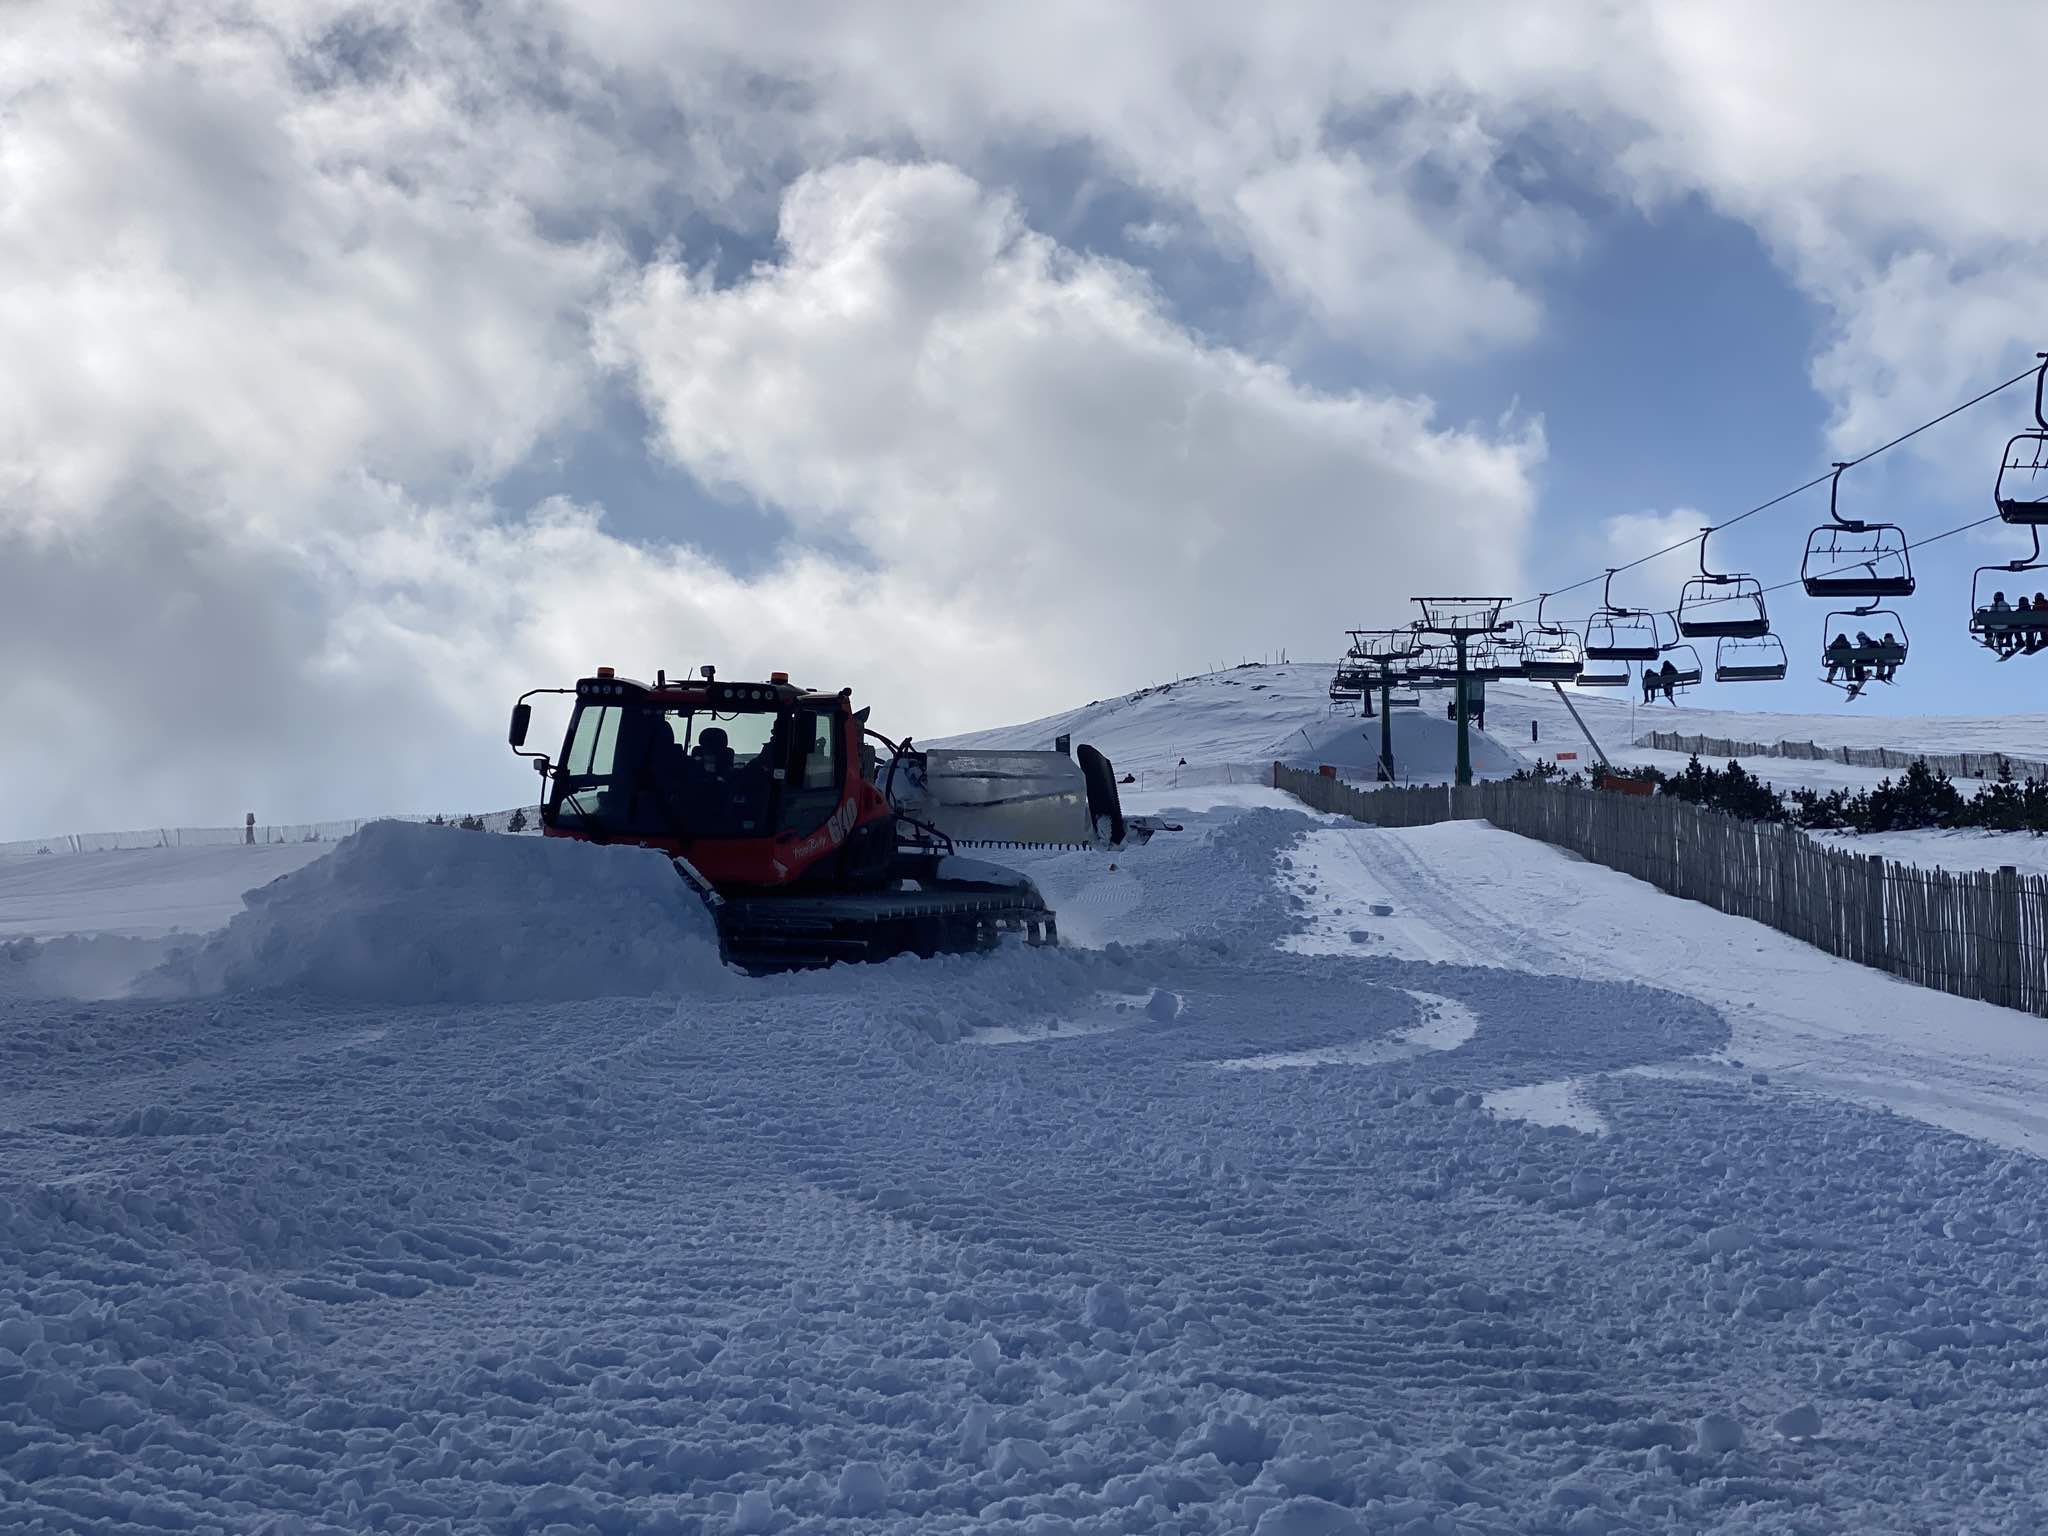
[1800,462,1916,598]
[1714,631,1789,683]
[1819,606,1909,701]
[1969,525,2048,660]
[1676,528,1771,638]
[1645,613,1702,695]
[1521,593,1585,683]
[1471,634,1525,680]
[1487,620,1529,679]
[1994,354,2048,524]
[1575,650,1631,689]
[1576,663,1631,689]
[1360,628,1424,664]
[1417,642,1462,681]
[1658,647,1704,692]
[1583,570,1662,661]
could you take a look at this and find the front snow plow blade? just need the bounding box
[890,749,1096,845]
[887,746,1153,847]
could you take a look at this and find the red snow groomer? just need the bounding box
[509,665,1142,971]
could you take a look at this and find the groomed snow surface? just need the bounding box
[8,802,2048,1532]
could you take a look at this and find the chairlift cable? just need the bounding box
[1498,363,2039,616]
[1536,512,2001,624]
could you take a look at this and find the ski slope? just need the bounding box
[949,664,2048,868]
[942,662,2048,793]
[0,843,330,940]
[944,661,2048,765]
[11,684,2048,1529]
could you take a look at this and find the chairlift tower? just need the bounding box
[1414,597,1509,786]
[1349,628,1422,782]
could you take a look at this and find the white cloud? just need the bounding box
[0,3,1544,837]
[1602,508,1706,570]
[599,158,1541,718]
[0,2,624,540]
[548,1,2048,433]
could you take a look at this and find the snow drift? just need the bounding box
[1277,710,1521,782]
[148,820,730,1003]
[0,932,186,1000]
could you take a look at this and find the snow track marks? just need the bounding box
[6,804,2048,1530]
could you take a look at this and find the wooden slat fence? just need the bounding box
[1635,730,2048,784]
[1273,764,2046,1016]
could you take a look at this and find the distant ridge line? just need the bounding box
[0,808,533,863]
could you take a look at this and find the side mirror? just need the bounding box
[509,702,531,749]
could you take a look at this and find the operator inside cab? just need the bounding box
[655,711,786,836]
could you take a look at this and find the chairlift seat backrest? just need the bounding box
[1836,640,1907,665]
[1802,570,1917,599]
[1974,606,2042,632]
[1800,491,1915,598]
[1677,614,1772,639]
[1713,632,1788,683]
[1583,617,1661,662]
[1676,579,1771,640]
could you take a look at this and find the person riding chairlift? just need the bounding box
[1985,591,2019,658]
[1875,632,1901,683]
[1824,631,1853,683]
[2028,592,2048,656]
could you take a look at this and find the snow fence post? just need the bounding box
[1995,864,2021,1010]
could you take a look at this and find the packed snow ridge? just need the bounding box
[87,822,724,1005]
[9,688,2048,1529]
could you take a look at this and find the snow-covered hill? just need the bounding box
[944,660,2048,779]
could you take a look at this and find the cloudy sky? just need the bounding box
[5,2,2045,836]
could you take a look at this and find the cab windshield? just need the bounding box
[549,700,841,842]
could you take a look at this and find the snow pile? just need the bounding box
[147,820,729,1003]
[1275,709,1522,782]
